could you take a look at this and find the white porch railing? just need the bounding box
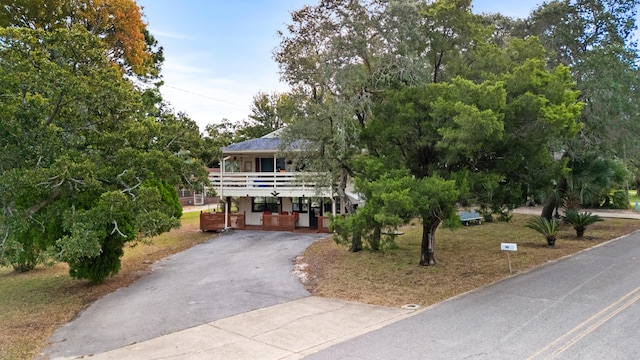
[208,172,331,198]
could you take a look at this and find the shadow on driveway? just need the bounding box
[41,230,327,359]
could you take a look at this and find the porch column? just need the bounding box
[272,154,276,188]
[332,198,337,216]
[224,196,230,229]
[220,156,228,210]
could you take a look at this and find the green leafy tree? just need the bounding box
[567,153,630,208]
[367,77,505,264]
[420,0,488,83]
[0,26,206,282]
[275,0,430,214]
[365,18,581,264]
[333,159,414,251]
[235,92,295,140]
[199,119,245,168]
[278,0,583,265]
[0,0,163,78]
[332,162,460,265]
[524,0,640,205]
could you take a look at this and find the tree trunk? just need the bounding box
[420,217,440,266]
[350,230,362,252]
[371,226,381,251]
[541,193,556,220]
[541,178,567,220]
[337,166,355,214]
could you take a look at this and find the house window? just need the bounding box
[292,197,308,213]
[259,158,274,172]
[252,197,278,212]
[225,159,239,172]
[178,188,192,197]
[324,198,341,214]
[258,157,287,172]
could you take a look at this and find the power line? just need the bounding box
[162,85,244,108]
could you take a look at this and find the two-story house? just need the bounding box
[203,130,351,232]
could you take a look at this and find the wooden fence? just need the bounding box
[318,216,331,233]
[229,213,246,229]
[262,214,297,232]
[200,212,246,231]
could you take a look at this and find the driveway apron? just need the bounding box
[41,230,326,359]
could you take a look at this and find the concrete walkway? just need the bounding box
[60,297,416,360]
[41,228,419,360]
[42,206,640,359]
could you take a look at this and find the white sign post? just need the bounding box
[501,243,517,273]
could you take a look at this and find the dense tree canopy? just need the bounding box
[0,0,163,78]
[0,17,204,281]
[276,0,589,265]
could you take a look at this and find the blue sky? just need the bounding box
[136,0,545,132]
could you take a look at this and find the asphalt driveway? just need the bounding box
[41,230,327,359]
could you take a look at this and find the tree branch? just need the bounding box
[25,187,62,217]
[111,220,127,238]
[45,92,65,126]
[0,225,9,252]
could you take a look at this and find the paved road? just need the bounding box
[513,206,640,220]
[41,230,327,359]
[41,208,640,359]
[308,230,640,359]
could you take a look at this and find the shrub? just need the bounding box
[612,191,630,210]
[562,189,581,212]
[526,217,560,247]
[564,210,604,238]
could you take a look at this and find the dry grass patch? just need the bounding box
[0,211,214,360]
[300,214,640,308]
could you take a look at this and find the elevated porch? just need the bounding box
[209,171,331,198]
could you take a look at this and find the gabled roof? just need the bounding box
[222,129,302,154]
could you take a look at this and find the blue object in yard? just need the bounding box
[458,211,482,226]
[635,199,639,212]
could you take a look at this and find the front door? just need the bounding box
[260,158,274,172]
[309,205,322,229]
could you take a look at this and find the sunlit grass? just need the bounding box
[301,214,640,307]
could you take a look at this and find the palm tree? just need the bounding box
[564,210,604,238]
[526,217,560,247]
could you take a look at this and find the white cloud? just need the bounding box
[147,28,192,41]
[158,55,289,131]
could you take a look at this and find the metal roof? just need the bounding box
[221,129,303,153]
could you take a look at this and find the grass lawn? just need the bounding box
[2,212,640,359]
[0,211,214,360]
[299,214,640,307]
